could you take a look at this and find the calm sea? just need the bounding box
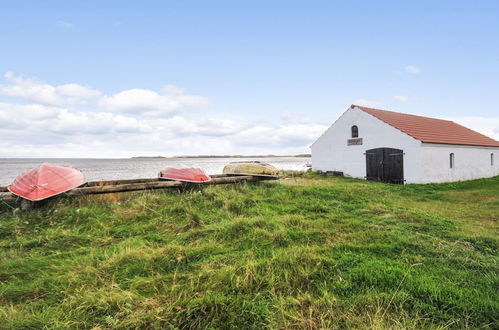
[0,157,310,186]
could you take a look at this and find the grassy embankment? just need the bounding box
[0,173,498,329]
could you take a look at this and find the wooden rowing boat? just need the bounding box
[222,161,279,177]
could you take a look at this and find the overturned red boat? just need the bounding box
[159,168,211,183]
[8,163,86,201]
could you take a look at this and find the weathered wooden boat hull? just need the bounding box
[222,162,279,177]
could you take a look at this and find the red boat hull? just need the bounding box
[8,163,86,201]
[159,168,211,183]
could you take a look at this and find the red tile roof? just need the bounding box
[352,104,499,147]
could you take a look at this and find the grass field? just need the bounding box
[0,174,498,329]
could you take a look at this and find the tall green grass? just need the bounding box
[0,175,498,329]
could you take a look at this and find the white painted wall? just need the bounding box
[311,107,422,183]
[420,144,499,183]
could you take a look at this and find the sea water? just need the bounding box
[0,157,310,186]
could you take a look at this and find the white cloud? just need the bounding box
[49,110,154,135]
[0,103,60,120]
[0,72,101,106]
[0,72,205,116]
[0,72,65,105]
[159,116,245,136]
[0,103,151,135]
[0,102,326,157]
[57,20,73,28]
[97,86,209,117]
[56,83,101,99]
[0,73,328,158]
[404,65,421,74]
[353,99,380,107]
[231,124,327,148]
[393,95,410,102]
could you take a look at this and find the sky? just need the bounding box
[1,0,498,158]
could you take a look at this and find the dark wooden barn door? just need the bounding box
[365,148,404,184]
[365,148,383,182]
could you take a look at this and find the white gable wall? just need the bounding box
[311,107,422,183]
[420,144,499,183]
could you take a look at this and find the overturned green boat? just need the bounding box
[222,161,279,177]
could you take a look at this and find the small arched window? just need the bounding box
[450,153,455,169]
[491,153,495,166]
[351,125,358,138]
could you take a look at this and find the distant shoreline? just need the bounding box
[131,154,311,159]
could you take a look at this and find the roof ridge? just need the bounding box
[351,104,453,123]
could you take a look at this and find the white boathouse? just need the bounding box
[311,105,499,184]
